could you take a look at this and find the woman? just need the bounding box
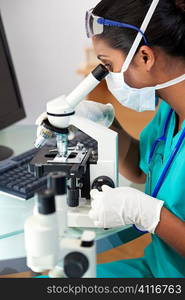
[87,0,185,278]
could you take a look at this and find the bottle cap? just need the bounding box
[47,172,67,195]
[37,189,55,215]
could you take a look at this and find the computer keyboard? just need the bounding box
[0,131,97,200]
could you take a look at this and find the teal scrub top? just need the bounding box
[139,100,185,278]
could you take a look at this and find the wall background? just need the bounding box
[0,0,99,124]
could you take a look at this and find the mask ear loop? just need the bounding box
[121,0,160,73]
[155,74,185,89]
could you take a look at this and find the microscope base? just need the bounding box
[67,202,96,228]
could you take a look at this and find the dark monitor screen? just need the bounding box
[0,13,26,160]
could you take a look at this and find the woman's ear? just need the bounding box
[137,46,156,71]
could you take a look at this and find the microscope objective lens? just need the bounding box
[57,134,68,157]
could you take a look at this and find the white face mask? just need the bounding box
[105,0,185,112]
[106,72,185,112]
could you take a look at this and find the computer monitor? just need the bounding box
[0,13,26,161]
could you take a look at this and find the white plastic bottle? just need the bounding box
[47,172,67,237]
[24,190,59,273]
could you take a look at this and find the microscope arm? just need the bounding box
[46,64,109,129]
[65,64,109,110]
[34,64,109,156]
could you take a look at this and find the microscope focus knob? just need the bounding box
[64,252,89,278]
[92,176,115,192]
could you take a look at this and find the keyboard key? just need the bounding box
[6,182,15,189]
[13,185,21,191]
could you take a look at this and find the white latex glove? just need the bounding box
[75,100,115,128]
[35,111,47,137]
[89,185,164,234]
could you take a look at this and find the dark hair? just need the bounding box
[92,0,185,59]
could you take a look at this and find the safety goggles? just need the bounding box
[86,0,160,73]
[85,8,148,45]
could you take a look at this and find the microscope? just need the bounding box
[24,172,96,278]
[29,64,118,228]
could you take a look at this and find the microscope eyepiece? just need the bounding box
[91,64,109,81]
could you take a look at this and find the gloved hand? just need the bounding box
[36,100,115,140]
[75,100,115,128]
[89,185,164,234]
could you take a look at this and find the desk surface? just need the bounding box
[0,125,144,275]
[0,125,36,236]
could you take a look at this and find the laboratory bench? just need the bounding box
[0,124,148,278]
